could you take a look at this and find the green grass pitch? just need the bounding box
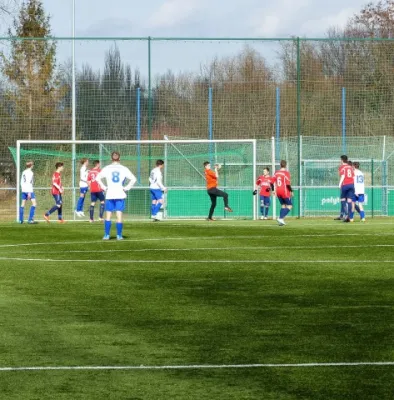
[0,218,394,399]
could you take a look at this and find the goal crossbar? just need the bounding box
[16,139,257,221]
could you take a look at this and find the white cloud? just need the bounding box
[148,0,203,28]
[251,0,311,36]
[79,18,134,36]
[300,8,355,35]
[254,15,280,36]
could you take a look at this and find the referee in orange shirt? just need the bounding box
[203,161,233,221]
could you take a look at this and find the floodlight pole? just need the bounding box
[71,0,76,217]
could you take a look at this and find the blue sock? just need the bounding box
[264,207,269,217]
[76,197,83,212]
[260,207,264,216]
[19,207,24,222]
[355,204,360,214]
[57,206,62,219]
[29,206,36,221]
[151,203,156,215]
[279,208,286,219]
[99,204,104,219]
[360,211,365,219]
[153,203,162,215]
[116,222,123,237]
[90,205,94,220]
[105,220,111,236]
[48,205,58,215]
[283,208,290,218]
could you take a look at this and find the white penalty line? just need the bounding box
[25,244,394,254]
[1,233,394,249]
[0,361,394,372]
[1,257,394,263]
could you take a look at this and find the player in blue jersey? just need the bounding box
[75,158,89,217]
[149,159,167,221]
[352,161,366,222]
[20,160,37,224]
[96,151,137,240]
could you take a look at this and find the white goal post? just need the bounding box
[16,139,258,221]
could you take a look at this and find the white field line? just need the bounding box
[1,233,394,249]
[16,220,394,228]
[18,244,394,254]
[0,362,393,372]
[166,222,394,228]
[1,258,394,263]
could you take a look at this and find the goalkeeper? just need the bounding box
[253,167,275,220]
[203,161,233,221]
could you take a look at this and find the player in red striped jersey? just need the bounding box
[254,167,274,220]
[44,162,65,223]
[338,155,355,222]
[272,160,293,226]
[87,160,105,223]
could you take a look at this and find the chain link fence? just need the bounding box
[1,37,394,219]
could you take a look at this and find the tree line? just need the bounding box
[1,0,394,165]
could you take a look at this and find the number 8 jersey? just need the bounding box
[97,164,137,199]
[338,165,354,186]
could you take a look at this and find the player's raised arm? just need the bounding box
[214,164,221,178]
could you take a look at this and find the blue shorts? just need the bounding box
[22,192,35,200]
[80,187,88,195]
[352,194,365,203]
[278,197,292,206]
[150,189,163,201]
[53,194,63,206]
[91,192,105,202]
[260,195,270,206]
[341,184,355,200]
[105,199,125,212]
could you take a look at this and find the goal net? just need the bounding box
[301,159,388,217]
[12,140,257,221]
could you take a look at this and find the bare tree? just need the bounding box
[353,0,394,38]
[0,0,18,15]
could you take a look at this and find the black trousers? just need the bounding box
[207,187,229,218]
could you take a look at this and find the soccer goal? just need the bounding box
[13,140,257,221]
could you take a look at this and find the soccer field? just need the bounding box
[0,219,394,399]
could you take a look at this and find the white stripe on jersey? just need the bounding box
[21,169,34,193]
[96,163,136,200]
[79,165,89,188]
[354,169,365,195]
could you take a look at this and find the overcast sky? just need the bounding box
[1,0,371,76]
[37,0,370,37]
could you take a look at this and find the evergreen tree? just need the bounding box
[0,0,66,141]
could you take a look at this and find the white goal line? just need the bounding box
[0,362,393,372]
[1,257,394,264]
